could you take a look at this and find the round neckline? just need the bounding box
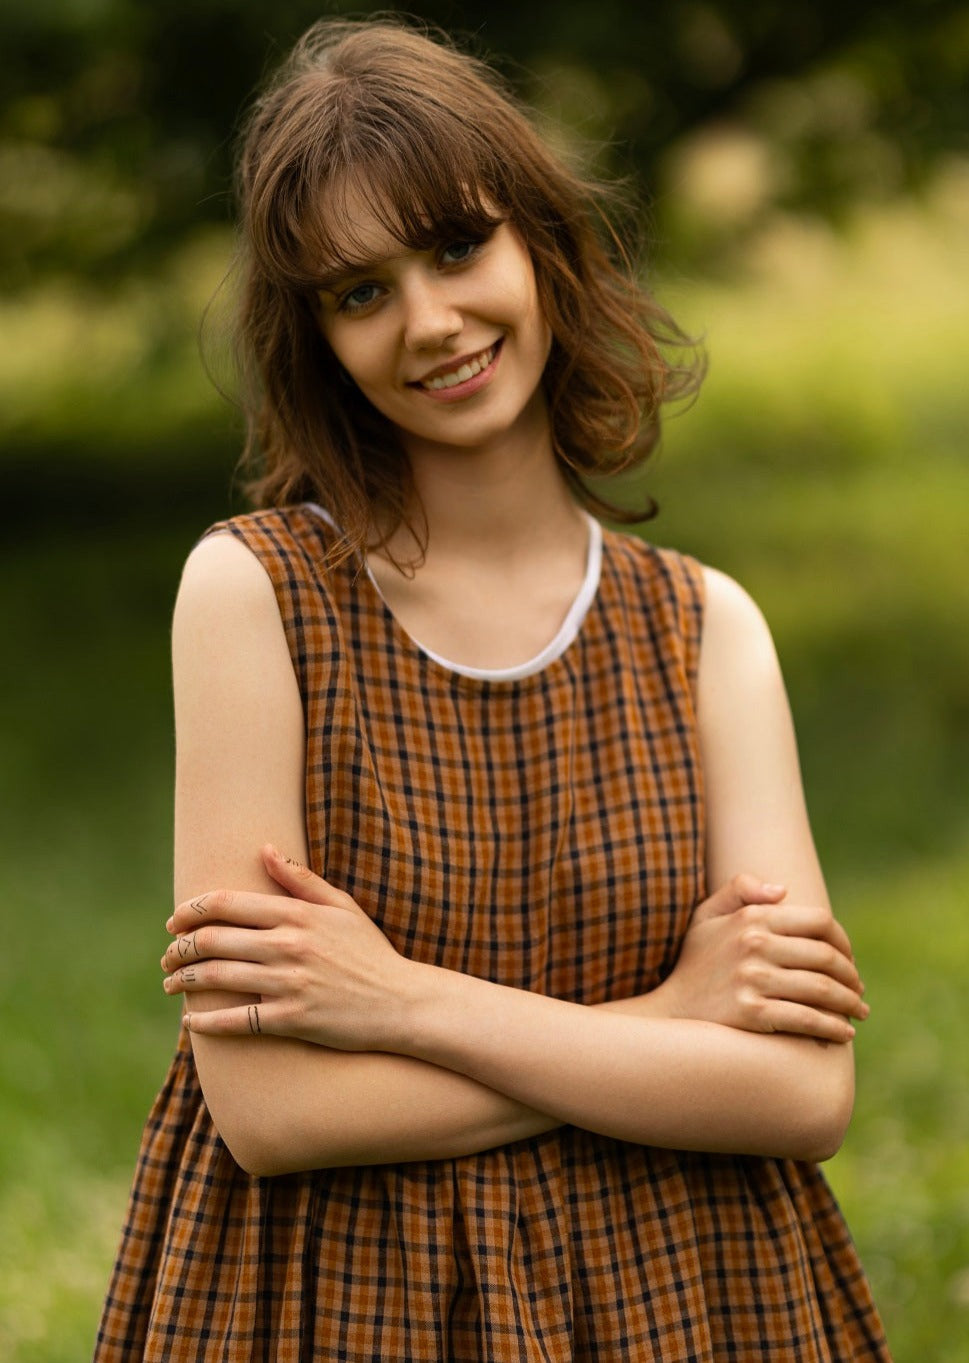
[305,502,603,683]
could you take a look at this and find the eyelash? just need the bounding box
[336,237,487,315]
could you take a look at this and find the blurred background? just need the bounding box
[1,1,967,1357]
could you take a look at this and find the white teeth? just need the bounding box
[421,344,495,390]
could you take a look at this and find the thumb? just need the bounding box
[692,872,786,924]
[261,844,350,906]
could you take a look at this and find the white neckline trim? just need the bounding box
[304,503,602,681]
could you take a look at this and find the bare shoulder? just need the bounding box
[172,530,298,722]
[175,531,277,620]
[172,531,290,654]
[697,564,789,713]
[700,565,777,665]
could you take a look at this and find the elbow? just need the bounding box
[221,1125,320,1178]
[217,1122,286,1179]
[791,1051,856,1163]
[216,1108,352,1177]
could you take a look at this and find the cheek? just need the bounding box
[325,327,380,388]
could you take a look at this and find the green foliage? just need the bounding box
[2,0,968,285]
[2,5,968,1350]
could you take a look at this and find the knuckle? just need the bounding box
[288,966,309,994]
[275,926,302,958]
[288,902,312,929]
[814,974,837,1003]
[739,922,767,952]
[186,928,212,963]
[743,961,770,991]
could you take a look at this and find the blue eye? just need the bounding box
[440,240,481,266]
[339,282,382,314]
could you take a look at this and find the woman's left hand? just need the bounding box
[161,846,418,1049]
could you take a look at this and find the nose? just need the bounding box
[400,272,463,352]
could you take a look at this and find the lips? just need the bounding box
[411,341,501,391]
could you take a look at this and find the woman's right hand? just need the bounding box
[652,874,869,1043]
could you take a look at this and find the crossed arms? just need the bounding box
[166,534,865,1176]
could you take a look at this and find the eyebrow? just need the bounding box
[315,262,380,295]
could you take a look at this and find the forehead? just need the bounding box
[302,168,503,284]
[316,179,407,271]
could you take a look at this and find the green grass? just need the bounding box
[2,178,968,1358]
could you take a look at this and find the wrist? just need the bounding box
[634,975,685,1022]
[393,959,454,1057]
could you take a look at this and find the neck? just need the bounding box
[384,403,584,566]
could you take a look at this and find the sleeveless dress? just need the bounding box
[95,504,890,1362]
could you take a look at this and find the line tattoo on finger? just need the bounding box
[177,933,199,961]
[248,1005,262,1035]
[180,967,197,984]
[189,896,209,918]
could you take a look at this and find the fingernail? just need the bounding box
[182,1013,192,1029]
[266,844,280,858]
[166,916,174,933]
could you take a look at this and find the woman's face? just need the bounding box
[314,188,552,461]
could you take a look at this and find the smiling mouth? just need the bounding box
[412,341,501,391]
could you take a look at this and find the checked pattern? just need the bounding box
[95,505,890,1362]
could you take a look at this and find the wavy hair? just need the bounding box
[232,17,703,562]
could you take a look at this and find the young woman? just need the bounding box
[96,18,891,1361]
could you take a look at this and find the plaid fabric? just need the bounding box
[95,505,890,1361]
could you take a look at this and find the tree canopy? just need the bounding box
[3,0,967,288]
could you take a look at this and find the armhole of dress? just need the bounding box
[678,553,706,705]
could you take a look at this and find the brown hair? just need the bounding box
[233,16,703,562]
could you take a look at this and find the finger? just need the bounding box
[183,1003,280,1038]
[261,845,356,908]
[764,968,870,1022]
[692,872,786,924]
[161,922,280,974]
[759,1001,856,1044]
[779,899,850,965]
[168,887,295,936]
[766,936,863,994]
[762,905,855,962]
[164,960,285,997]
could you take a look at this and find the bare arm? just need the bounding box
[173,546,859,1169]
[172,533,559,1174]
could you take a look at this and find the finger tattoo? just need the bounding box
[247,1005,262,1035]
[180,967,197,983]
[189,896,209,918]
[177,933,198,960]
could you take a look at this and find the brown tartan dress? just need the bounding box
[95,504,890,1362]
